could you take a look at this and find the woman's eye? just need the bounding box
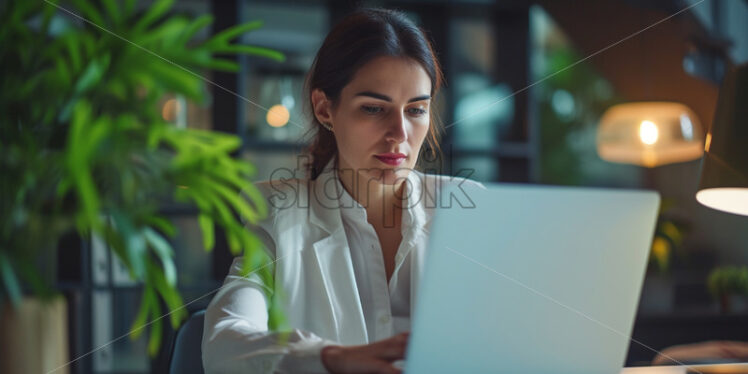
[408,108,427,116]
[361,105,383,115]
[361,105,427,116]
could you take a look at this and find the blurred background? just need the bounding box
[2,0,747,373]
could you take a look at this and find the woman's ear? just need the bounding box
[311,89,334,126]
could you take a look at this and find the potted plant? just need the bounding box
[708,266,748,314]
[0,0,285,371]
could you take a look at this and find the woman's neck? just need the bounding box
[336,158,405,229]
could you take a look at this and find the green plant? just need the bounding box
[1,0,286,356]
[707,266,748,310]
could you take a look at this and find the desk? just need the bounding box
[621,363,748,373]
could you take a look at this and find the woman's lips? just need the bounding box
[374,155,406,166]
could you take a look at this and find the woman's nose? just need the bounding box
[385,112,408,143]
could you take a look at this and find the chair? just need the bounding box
[168,309,206,374]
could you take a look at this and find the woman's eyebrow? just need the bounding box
[354,91,430,103]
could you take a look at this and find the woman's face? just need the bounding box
[313,56,432,186]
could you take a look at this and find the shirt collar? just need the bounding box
[326,156,425,231]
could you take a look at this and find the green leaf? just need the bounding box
[142,59,202,100]
[205,179,261,225]
[239,183,269,220]
[0,253,22,307]
[198,214,214,251]
[148,259,185,329]
[268,287,288,332]
[65,101,102,231]
[211,44,285,63]
[142,215,176,237]
[135,16,189,47]
[203,20,264,48]
[54,55,72,88]
[129,287,153,340]
[196,185,234,225]
[16,258,55,300]
[146,288,163,357]
[239,230,264,276]
[100,0,120,26]
[70,0,106,26]
[74,54,111,95]
[224,223,241,255]
[205,167,252,199]
[194,58,239,72]
[176,14,213,46]
[62,34,83,73]
[143,227,176,286]
[111,212,146,280]
[132,0,174,35]
[124,0,136,15]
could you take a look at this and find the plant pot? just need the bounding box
[0,296,69,374]
[718,293,748,314]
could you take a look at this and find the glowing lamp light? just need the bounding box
[266,104,290,128]
[639,120,659,145]
[596,102,704,168]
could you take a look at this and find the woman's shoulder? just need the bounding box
[253,177,311,212]
[247,177,312,244]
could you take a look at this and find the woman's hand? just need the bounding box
[321,331,409,374]
[652,340,748,365]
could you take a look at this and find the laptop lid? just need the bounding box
[404,182,660,374]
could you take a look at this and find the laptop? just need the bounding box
[403,182,660,374]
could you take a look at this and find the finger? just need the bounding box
[395,332,409,344]
[375,361,403,374]
[374,339,408,360]
[719,341,748,358]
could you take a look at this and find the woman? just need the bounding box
[202,7,483,374]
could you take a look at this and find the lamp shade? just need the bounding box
[696,62,748,216]
[596,102,704,167]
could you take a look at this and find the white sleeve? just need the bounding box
[201,184,339,374]
[201,265,338,374]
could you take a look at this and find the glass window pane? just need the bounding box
[453,156,498,182]
[450,18,515,148]
[244,73,310,142]
[240,2,329,143]
[91,289,149,373]
[453,74,514,148]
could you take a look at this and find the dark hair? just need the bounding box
[302,7,445,180]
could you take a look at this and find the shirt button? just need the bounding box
[395,253,403,262]
[379,315,391,324]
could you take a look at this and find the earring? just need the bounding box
[321,122,333,131]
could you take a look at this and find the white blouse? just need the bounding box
[336,167,415,344]
[202,157,484,374]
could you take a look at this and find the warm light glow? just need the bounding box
[679,114,694,140]
[596,102,704,167]
[162,99,180,121]
[266,104,290,127]
[696,188,748,216]
[639,120,659,145]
